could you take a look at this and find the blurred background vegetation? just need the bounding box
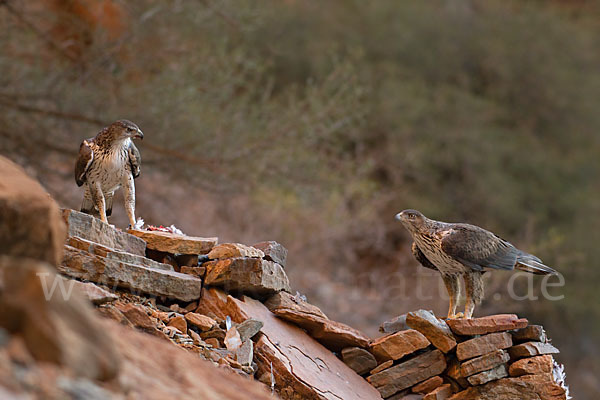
[1,0,599,397]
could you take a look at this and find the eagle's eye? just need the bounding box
[409,214,416,219]
[126,127,134,132]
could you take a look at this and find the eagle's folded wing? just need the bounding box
[128,141,141,178]
[441,224,517,271]
[411,242,439,271]
[74,139,94,187]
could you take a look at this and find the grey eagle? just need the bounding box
[74,120,144,227]
[396,209,557,319]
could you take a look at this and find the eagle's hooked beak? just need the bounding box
[135,128,144,140]
[395,211,404,221]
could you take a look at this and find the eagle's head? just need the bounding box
[395,209,427,233]
[108,120,144,142]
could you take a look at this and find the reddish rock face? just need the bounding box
[456,332,513,361]
[370,329,431,362]
[0,156,66,266]
[509,354,554,377]
[447,315,527,336]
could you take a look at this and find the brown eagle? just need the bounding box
[396,209,557,319]
[74,120,143,227]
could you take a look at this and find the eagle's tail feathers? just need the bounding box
[105,192,114,217]
[80,197,94,215]
[516,258,557,275]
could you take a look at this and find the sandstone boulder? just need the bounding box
[204,257,290,297]
[252,241,288,266]
[0,257,120,381]
[367,350,447,398]
[0,157,66,266]
[60,245,202,301]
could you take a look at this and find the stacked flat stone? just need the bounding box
[354,311,566,400]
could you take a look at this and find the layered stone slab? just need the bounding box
[1,158,66,266]
[466,364,508,386]
[252,241,288,266]
[127,229,217,255]
[64,209,146,256]
[511,325,547,343]
[197,289,382,400]
[367,350,447,398]
[447,314,527,336]
[456,332,512,361]
[459,350,510,377]
[379,313,409,334]
[67,236,173,271]
[509,354,554,377]
[423,383,452,400]
[207,243,264,260]
[204,257,290,297]
[508,341,559,360]
[406,310,457,353]
[412,376,443,394]
[60,245,202,301]
[341,347,378,375]
[370,330,431,362]
[370,360,394,375]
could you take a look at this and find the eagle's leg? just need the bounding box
[442,274,461,319]
[464,271,484,319]
[123,174,136,228]
[89,182,108,223]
